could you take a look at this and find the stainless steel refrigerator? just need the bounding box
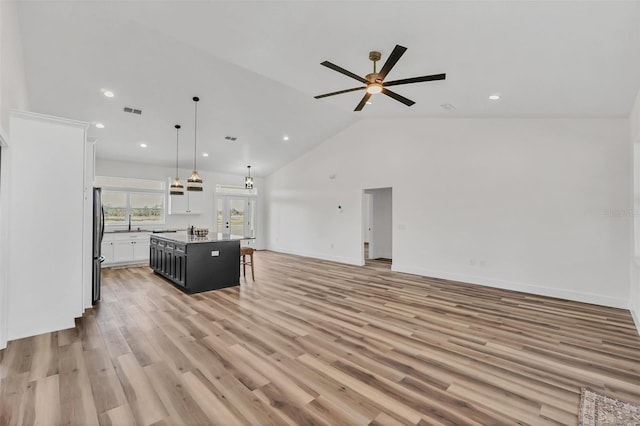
[92,187,105,304]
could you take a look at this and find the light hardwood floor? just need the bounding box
[1,250,640,425]
[363,243,391,270]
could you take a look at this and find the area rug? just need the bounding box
[579,388,640,425]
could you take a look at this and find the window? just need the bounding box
[102,191,127,224]
[95,176,166,226]
[131,192,164,223]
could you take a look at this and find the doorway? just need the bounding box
[216,194,256,240]
[363,187,392,269]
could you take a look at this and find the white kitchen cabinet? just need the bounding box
[169,190,187,214]
[168,185,203,215]
[102,232,150,266]
[188,191,204,214]
[101,240,115,264]
[133,238,150,261]
[113,240,134,263]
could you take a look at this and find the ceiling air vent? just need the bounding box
[224,136,237,141]
[123,107,142,115]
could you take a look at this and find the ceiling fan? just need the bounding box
[314,44,446,111]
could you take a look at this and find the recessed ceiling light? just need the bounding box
[103,90,114,98]
[139,143,147,148]
[202,153,209,157]
[489,94,501,100]
[95,123,104,129]
[283,135,289,141]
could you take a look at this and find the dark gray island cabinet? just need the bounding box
[149,233,241,293]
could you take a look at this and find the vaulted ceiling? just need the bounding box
[17,1,640,176]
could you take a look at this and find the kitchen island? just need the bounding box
[149,232,244,293]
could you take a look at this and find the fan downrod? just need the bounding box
[367,51,382,82]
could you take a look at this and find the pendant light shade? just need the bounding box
[245,165,254,189]
[187,96,203,191]
[170,124,184,195]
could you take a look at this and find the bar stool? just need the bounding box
[240,246,255,280]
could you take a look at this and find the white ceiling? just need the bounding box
[17,1,640,176]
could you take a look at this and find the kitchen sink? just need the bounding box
[107,229,183,234]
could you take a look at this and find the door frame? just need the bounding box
[215,193,257,241]
[0,128,11,349]
[362,187,393,266]
[363,192,373,258]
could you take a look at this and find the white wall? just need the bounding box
[632,89,640,149]
[366,187,392,259]
[267,118,631,308]
[7,112,88,341]
[630,89,640,334]
[83,138,96,310]
[0,0,29,349]
[96,159,267,249]
[0,1,28,135]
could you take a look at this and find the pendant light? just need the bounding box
[187,96,203,191]
[169,124,184,195]
[245,165,254,189]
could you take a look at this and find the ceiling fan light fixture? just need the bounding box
[314,45,446,111]
[366,82,383,95]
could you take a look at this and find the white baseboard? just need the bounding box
[264,248,631,311]
[631,308,640,338]
[267,245,362,266]
[392,264,629,309]
[7,317,76,342]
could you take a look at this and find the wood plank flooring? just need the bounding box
[363,242,392,270]
[1,250,640,425]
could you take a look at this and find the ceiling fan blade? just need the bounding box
[377,45,407,81]
[354,93,372,111]
[384,73,446,87]
[314,86,366,99]
[382,88,415,107]
[321,61,368,84]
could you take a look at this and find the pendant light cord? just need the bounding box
[175,125,180,177]
[193,98,198,170]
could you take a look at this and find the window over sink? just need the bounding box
[95,176,166,226]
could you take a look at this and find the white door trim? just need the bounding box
[0,126,11,349]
